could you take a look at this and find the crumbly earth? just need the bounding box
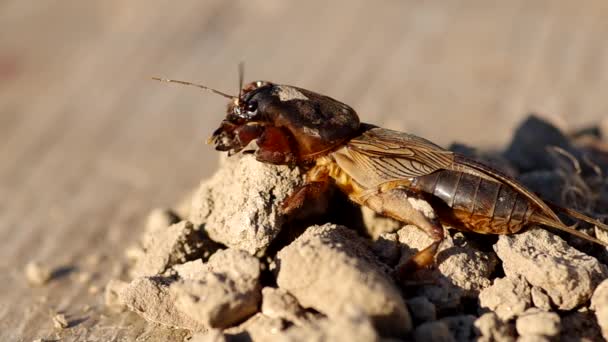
[107,115,608,341]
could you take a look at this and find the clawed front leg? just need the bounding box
[281,164,330,215]
[255,126,296,164]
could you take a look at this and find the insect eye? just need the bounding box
[246,100,258,113]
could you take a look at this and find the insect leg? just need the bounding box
[359,187,444,277]
[234,124,265,149]
[281,164,330,215]
[255,126,297,164]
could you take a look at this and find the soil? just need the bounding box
[104,115,608,341]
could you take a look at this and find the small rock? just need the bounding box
[25,261,52,286]
[407,296,436,323]
[474,312,515,342]
[172,249,261,329]
[591,279,608,340]
[414,321,454,342]
[189,329,227,342]
[530,287,552,311]
[479,276,531,320]
[120,276,205,331]
[104,279,128,309]
[212,307,378,341]
[434,235,497,296]
[122,248,261,331]
[494,228,608,310]
[52,313,69,329]
[398,227,497,310]
[280,305,380,342]
[276,224,411,337]
[76,271,92,284]
[172,259,206,279]
[261,287,307,325]
[131,221,206,278]
[439,315,477,342]
[398,228,498,293]
[223,313,285,341]
[189,154,303,256]
[515,309,560,338]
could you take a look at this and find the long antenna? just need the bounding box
[151,77,236,99]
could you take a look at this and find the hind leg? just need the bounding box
[359,188,444,280]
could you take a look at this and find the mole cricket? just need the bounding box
[153,71,608,279]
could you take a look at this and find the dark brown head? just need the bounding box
[210,81,360,164]
[153,76,360,165]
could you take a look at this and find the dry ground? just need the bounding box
[1,1,608,341]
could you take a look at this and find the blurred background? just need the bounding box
[1,1,608,340]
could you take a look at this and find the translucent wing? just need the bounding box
[345,126,454,180]
[343,126,560,221]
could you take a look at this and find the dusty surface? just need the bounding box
[4,1,608,341]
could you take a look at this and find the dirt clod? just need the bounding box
[279,305,380,342]
[120,276,206,331]
[515,308,560,339]
[591,279,608,340]
[25,261,52,286]
[474,312,516,342]
[398,227,497,311]
[189,154,303,256]
[276,223,412,337]
[172,249,262,329]
[130,220,206,278]
[52,313,69,329]
[261,287,307,325]
[479,276,531,320]
[495,228,608,310]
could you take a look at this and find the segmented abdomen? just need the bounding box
[411,170,532,234]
